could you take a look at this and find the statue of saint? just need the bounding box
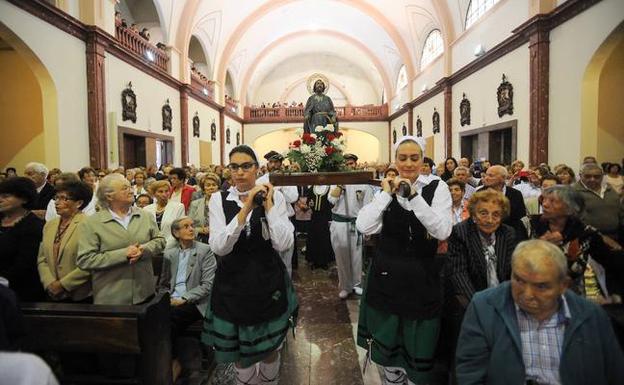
[303,79,338,133]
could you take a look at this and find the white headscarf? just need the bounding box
[393,135,426,156]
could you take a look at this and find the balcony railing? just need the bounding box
[244,104,388,123]
[225,98,239,113]
[190,72,215,100]
[115,25,168,72]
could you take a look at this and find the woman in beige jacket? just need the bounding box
[37,181,93,302]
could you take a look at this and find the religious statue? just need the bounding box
[392,129,397,144]
[460,93,471,126]
[303,75,338,133]
[401,123,407,136]
[497,74,514,117]
[416,115,422,137]
[121,82,137,123]
[432,108,440,134]
[162,99,172,132]
[236,131,240,146]
[192,112,200,138]
[210,121,217,141]
[226,126,231,144]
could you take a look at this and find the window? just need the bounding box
[396,65,408,91]
[465,0,501,29]
[420,30,443,69]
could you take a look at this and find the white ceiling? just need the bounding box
[138,0,473,103]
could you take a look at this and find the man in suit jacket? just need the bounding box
[456,240,624,385]
[157,217,216,339]
[24,162,55,219]
[479,165,528,241]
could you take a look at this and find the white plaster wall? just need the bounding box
[224,116,242,163]
[451,0,529,73]
[412,93,446,163]
[243,121,389,164]
[105,55,181,167]
[451,44,529,164]
[0,0,89,171]
[549,0,624,168]
[187,97,220,166]
[252,54,381,106]
[390,111,409,151]
[412,55,445,97]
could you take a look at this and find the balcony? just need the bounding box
[244,104,388,123]
[190,72,215,100]
[115,25,168,72]
[225,97,239,113]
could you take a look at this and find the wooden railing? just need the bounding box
[225,98,239,113]
[244,104,388,123]
[115,25,168,72]
[190,72,215,100]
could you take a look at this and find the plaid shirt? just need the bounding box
[515,296,571,385]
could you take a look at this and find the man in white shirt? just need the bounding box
[513,170,542,199]
[328,154,374,299]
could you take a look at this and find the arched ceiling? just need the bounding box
[152,0,471,103]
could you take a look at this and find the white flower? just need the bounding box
[314,126,324,133]
[324,125,334,131]
[310,133,317,139]
[300,144,311,154]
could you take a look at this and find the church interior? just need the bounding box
[1,0,624,384]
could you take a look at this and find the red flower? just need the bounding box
[292,140,301,147]
[326,133,336,142]
[325,146,335,155]
[334,132,343,138]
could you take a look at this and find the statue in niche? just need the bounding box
[236,131,240,146]
[303,74,338,133]
[226,126,231,144]
[432,108,440,134]
[392,129,397,144]
[416,116,422,137]
[460,93,471,126]
[121,82,137,123]
[210,120,217,141]
[497,73,514,117]
[162,99,172,132]
[192,112,200,138]
[401,123,407,136]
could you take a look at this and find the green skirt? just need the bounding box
[201,274,298,367]
[357,282,440,383]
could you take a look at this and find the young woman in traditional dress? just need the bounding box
[356,136,452,384]
[202,145,298,385]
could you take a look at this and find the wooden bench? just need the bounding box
[19,293,172,385]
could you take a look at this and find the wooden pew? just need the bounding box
[19,293,172,385]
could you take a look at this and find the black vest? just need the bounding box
[210,192,287,325]
[366,180,442,319]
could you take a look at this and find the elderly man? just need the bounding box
[479,165,528,241]
[24,162,55,219]
[256,150,299,276]
[573,163,624,246]
[513,170,542,199]
[453,166,476,200]
[456,239,624,384]
[77,174,166,305]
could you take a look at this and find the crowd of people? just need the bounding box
[1,145,624,384]
[250,101,305,109]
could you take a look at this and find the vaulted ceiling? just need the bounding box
[132,0,474,103]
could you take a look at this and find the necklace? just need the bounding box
[54,214,76,244]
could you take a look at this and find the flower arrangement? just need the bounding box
[286,124,346,172]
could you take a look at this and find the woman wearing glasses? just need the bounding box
[202,145,297,385]
[355,136,452,385]
[37,181,93,302]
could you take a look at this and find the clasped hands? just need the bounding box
[126,242,145,264]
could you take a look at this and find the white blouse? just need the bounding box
[355,179,452,241]
[208,187,294,256]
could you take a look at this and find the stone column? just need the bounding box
[528,18,550,165]
[179,85,190,166]
[407,107,414,136]
[443,81,453,158]
[219,108,225,166]
[85,28,108,169]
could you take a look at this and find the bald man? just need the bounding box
[456,240,624,384]
[479,165,528,241]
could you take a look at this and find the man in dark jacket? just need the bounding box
[456,239,624,385]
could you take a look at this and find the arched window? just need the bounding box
[396,65,408,91]
[465,0,501,30]
[420,29,444,69]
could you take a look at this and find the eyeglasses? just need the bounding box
[54,195,75,202]
[227,162,257,172]
[476,209,503,220]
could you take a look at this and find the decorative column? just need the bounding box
[219,108,225,166]
[443,80,453,157]
[179,85,190,166]
[407,106,414,136]
[528,17,550,165]
[85,27,108,169]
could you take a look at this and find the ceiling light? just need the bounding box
[474,44,486,57]
[145,50,155,62]
[421,84,428,93]
[202,88,209,96]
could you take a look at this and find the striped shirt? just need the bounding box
[515,296,571,385]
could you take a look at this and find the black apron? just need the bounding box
[210,192,287,325]
[366,180,442,319]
